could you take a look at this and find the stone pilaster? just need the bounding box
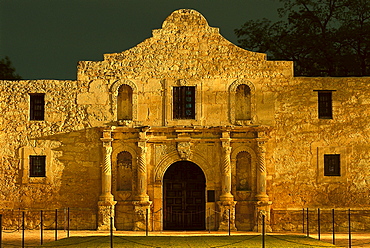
[98,129,117,230]
[255,138,269,201]
[254,135,272,232]
[133,130,152,230]
[136,132,149,202]
[218,131,237,231]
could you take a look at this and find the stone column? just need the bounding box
[133,130,152,231]
[218,132,237,231]
[98,130,117,230]
[254,137,272,232]
[255,139,269,201]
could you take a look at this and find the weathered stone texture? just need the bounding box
[0,9,369,231]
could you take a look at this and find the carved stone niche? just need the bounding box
[177,142,192,160]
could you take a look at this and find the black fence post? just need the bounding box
[306,208,309,237]
[332,209,335,245]
[146,208,149,237]
[40,210,43,245]
[110,216,113,248]
[302,208,305,234]
[208,208,211,233]
[262,214,265,248]
[348,209,351,248]
[318,208,320,240]
[67,207,70,238]
[228,209,231,236]
[55,209,58,241]
[18,208,21,232]
[0,214,2,248]
[22,211,25,248]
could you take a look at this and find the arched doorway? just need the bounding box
[163,161,206,230]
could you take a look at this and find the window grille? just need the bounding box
[30,94,45,120]
[173,86,195,119]
[318,91,333,119]
[29,155,46,177]
[324,154,340,176]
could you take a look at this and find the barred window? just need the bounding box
[173,86,195,119]
[29,155,46,177]
[317,91,333,119]
[324,154,340,176]
[30,94,45,120]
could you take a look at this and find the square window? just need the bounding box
[173,86,195,119]
[317,91,333,119]
[30,94,45,120]
[324,154,340,176]
[29,155,46,177]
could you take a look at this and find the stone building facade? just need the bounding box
[1,9,369,231]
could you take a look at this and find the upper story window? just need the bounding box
[235,84,251,120]
[317,91,333,119]
[30,94,45,121]
[173,86,195,119]
[117,85,133,120]
[324,154,340,176]
[29,155,46,177]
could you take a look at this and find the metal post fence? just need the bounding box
[22,211,25,248]
[228,209,231,236]
[208,208,210,233]
[55,209,58,241]
[40,210,43,245]
[317,208,321,240]
[348,209,351,248]
[67,207,70,238]
[146,208,149,237]
[306,208,309,237]
[332,209,335,245]
[110,216,113,248]
[302,208,305,234]
[262,214,265,248]
[0,214,2,248]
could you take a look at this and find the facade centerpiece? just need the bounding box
[1,9,369,232]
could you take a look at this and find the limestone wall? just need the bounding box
[0,79,102,229]
[1,9,370,231]
[268,76,370,230]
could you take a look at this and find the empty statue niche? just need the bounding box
[235,84,251,121]
[117,84,133,121]
[236,151,252,191]
[116,151,133,191]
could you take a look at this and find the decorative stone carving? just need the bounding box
[217,200,237,231]
[102,146,113,175]
[254,200,272,232]
[256,139,269,201]
[132,200,152,231]
[97,201,116,231]
[98,130,116,230]
[136,131,150,202]
[177,142,192,160]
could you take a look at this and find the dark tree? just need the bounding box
[235,0,370,76]
[0,56,22,80]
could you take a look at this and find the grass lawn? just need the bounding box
[38,235,337,247]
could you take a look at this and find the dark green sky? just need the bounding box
[0,0,282,80]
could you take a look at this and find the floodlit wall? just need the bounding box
[0,9,369,231]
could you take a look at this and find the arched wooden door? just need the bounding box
[163,161,206,230]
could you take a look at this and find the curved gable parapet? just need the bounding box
[153,9,220,36]
[80,9,292,80]
[161,9,211,30]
